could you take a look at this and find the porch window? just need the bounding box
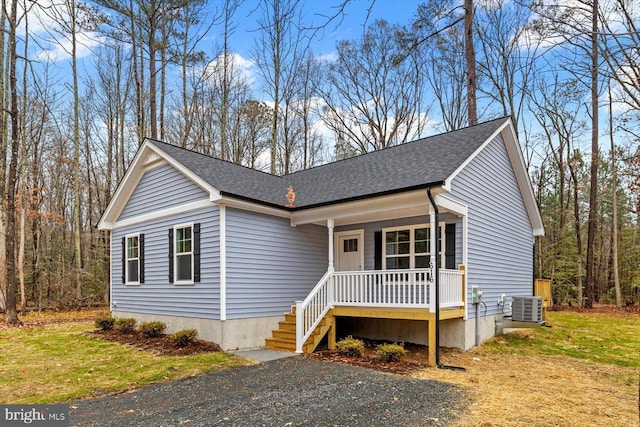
[343,238,358,253]
[383,223,444,269]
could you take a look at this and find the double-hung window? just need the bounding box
[122,233,144,285]
[169,223,200,284]
[383,224,444,270]
[175,224,193,284]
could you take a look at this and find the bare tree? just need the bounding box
[320,19,428,155]
[425,26,467,131]
[476,0,539,134]
[252,0,307,174]
[5,0,21,324]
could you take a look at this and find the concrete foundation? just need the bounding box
[112,310,283,351]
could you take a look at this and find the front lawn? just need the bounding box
[486,310,640,367]
[418,309,639,426]
[0,311,248,403]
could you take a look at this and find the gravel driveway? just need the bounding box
[70,357,466,426]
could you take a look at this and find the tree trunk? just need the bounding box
[71,0,83,302]
[608,83,621,307]
[584,0,599,308]
[0,0,7,312]
[464,0,477,126]
[5,0,21,325]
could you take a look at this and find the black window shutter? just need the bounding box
[139,234,145,284]
[168,228,174,283]
[121,237,126,283]
[374,231,382,270]
[193,223,201,282]
[445,223,456,269]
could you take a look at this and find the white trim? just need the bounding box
[442,118,544,237]
[500,121,545,236]
[334,229,364,272]
[174,222,195,285]
[291,189,441,227]
[105,199,213,230]
[219,205,227,321]
[124,233,141,286]
[221,196,291,220]
[382,222,446,270]
[435,194,468,217]
[462,213,469,320]
[109,233,114,310]
[98,140,222,230]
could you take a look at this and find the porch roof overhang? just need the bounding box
[290,184,467,227]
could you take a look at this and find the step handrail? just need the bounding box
[295,270,333,353]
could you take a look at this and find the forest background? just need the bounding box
[0,0,638,323]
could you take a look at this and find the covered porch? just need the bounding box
[267,188,469,366]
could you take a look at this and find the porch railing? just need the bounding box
[295,268,465,353]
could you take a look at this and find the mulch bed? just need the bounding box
[305,340,435,374]
[89,329,222,356]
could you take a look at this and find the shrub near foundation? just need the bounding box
[376,343,407,362]
[335,336,365,357]
[94,315,115,331]
[138,321,167,338]
[114,318,136,333]
[170,329,198,348]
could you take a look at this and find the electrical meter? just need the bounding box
[471,286,483,304]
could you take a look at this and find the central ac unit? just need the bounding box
[511,296,543,322]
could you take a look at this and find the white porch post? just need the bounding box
[327,219,335,272]
[429,205,436,307]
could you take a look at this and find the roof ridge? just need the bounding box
[283,116,509,178]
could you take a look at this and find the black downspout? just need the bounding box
[427,187,466,372]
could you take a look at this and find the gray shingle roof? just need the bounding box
[150,117,509,210]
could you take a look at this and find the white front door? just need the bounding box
[335,230,364,272]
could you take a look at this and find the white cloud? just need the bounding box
[204,52,256,86]
[35,32,106,62]
[28,0,105,62]
[316,51,338,63]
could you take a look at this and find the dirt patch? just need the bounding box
[416,348,638,427]
[306,340,435,374]
[89,329,222,356]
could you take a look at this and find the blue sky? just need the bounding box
[225,0,424,56]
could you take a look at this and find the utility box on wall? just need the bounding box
[512,296,543,322]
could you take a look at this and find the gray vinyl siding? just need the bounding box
[335,213,462,271]
[119,163,209,221]
[111,206,220,319]
[449,134,534,317]
[225,208,328,319]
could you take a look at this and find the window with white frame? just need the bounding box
[383,223,445,269]
[175,224,193,283]
[126,234,140,284]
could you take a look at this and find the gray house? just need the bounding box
[98,117,544,365]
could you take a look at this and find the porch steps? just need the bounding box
[264,307,333,354]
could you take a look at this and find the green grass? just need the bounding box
[485,311,640,367]
[0,321,248,403]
